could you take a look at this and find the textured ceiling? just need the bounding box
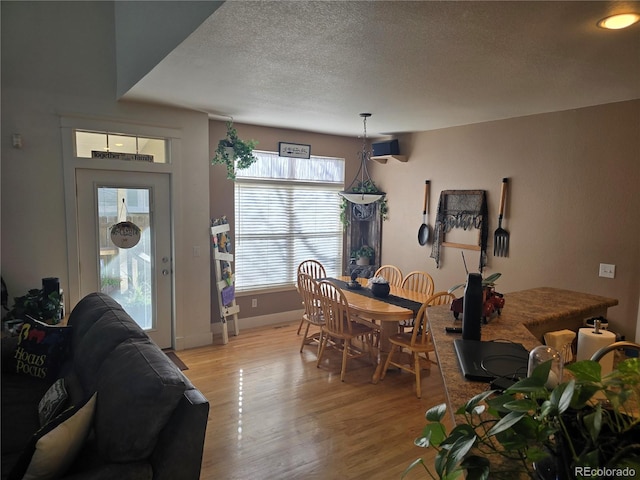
[123,1,640,137]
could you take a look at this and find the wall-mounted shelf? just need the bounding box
[371,154,407,164]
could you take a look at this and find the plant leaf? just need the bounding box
[550,379,575,415]
[434,448,449,477]
[503,398,537,412]
[566,360,602,383]
[415,422,447,448]
[487,411,525,436]
[445,435,477,475]
[461,455,491,480]
[401,458,426,479]
[426,403,448,422]
[460,390,496,415]
[583,403,602,443]
[482,272,501,285]
[506,363,549,394]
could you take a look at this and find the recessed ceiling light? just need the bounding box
[597,13,640,30]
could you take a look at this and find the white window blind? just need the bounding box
[234,151,344,292]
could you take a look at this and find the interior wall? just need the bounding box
[1,1,212,349]
[210,101,639,342]
[372,100,640,341]
[209,121,360,325]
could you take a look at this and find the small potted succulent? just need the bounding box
[211,121,258,180]
[352,245,375,266]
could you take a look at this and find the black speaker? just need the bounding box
[42,277,60,297]
[372,139,399,156]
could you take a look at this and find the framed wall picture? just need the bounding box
[278,142,311,159]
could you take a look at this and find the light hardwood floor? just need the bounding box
[178,322,452,480]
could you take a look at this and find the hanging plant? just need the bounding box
[211,121,259,180]
[339,179,388,227]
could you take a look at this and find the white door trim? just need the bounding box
[61,116,181,348]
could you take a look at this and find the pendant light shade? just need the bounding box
[339,113,385,204]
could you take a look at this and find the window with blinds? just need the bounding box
[234,151,345,292]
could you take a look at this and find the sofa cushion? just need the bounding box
[67,293,125,343]
[95,339,186,462]
[8,393,96,480]
[72,309,147,392]
[14,317,72,381]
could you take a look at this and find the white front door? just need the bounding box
[75,169,173,348]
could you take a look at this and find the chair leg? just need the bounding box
[317,334,328,367]
[316,330,323,356]
[296,318,305,335]
[380,344,396,380]
[341,340,350,381]
[414,353,422,398]
[367,333,376,365]
[300,322,313,352]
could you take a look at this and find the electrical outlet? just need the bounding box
[251,298,258,308]
[599,263,615,279]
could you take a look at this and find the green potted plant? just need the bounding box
[404,356,640,480]
[339,179,388,227]
[352,245,375,266]
[4,288,63,325]
[211,121,258,180]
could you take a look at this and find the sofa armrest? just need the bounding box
[149,388,209,480]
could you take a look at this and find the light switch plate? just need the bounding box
[599,263,615,279]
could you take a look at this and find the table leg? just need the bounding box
[371,322,399,384]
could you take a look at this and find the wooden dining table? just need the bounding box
[335,276,431,383]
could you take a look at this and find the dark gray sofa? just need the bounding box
[1,292,209,480]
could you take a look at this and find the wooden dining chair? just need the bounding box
[399,290,456,332]
[401,271,434,296]
[426,291,456,306]
[374,265,403,287]
[381,301,436,398]
[316,280,375,381]
[297,259,326,279]
[296,273,324,353]
[296,260,327,334]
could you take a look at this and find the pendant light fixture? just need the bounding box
[339,113,386,205]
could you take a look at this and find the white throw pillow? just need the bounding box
[18,393,97,480]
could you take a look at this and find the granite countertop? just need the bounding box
[428,287,618,419]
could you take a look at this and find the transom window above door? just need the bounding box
[74,130,168,163]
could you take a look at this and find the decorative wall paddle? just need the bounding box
[494,178,510,257]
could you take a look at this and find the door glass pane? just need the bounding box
[97,186,153,330]
[75,130,168,163]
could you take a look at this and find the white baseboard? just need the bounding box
[211,309,303,336]
[174,330,214,351]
